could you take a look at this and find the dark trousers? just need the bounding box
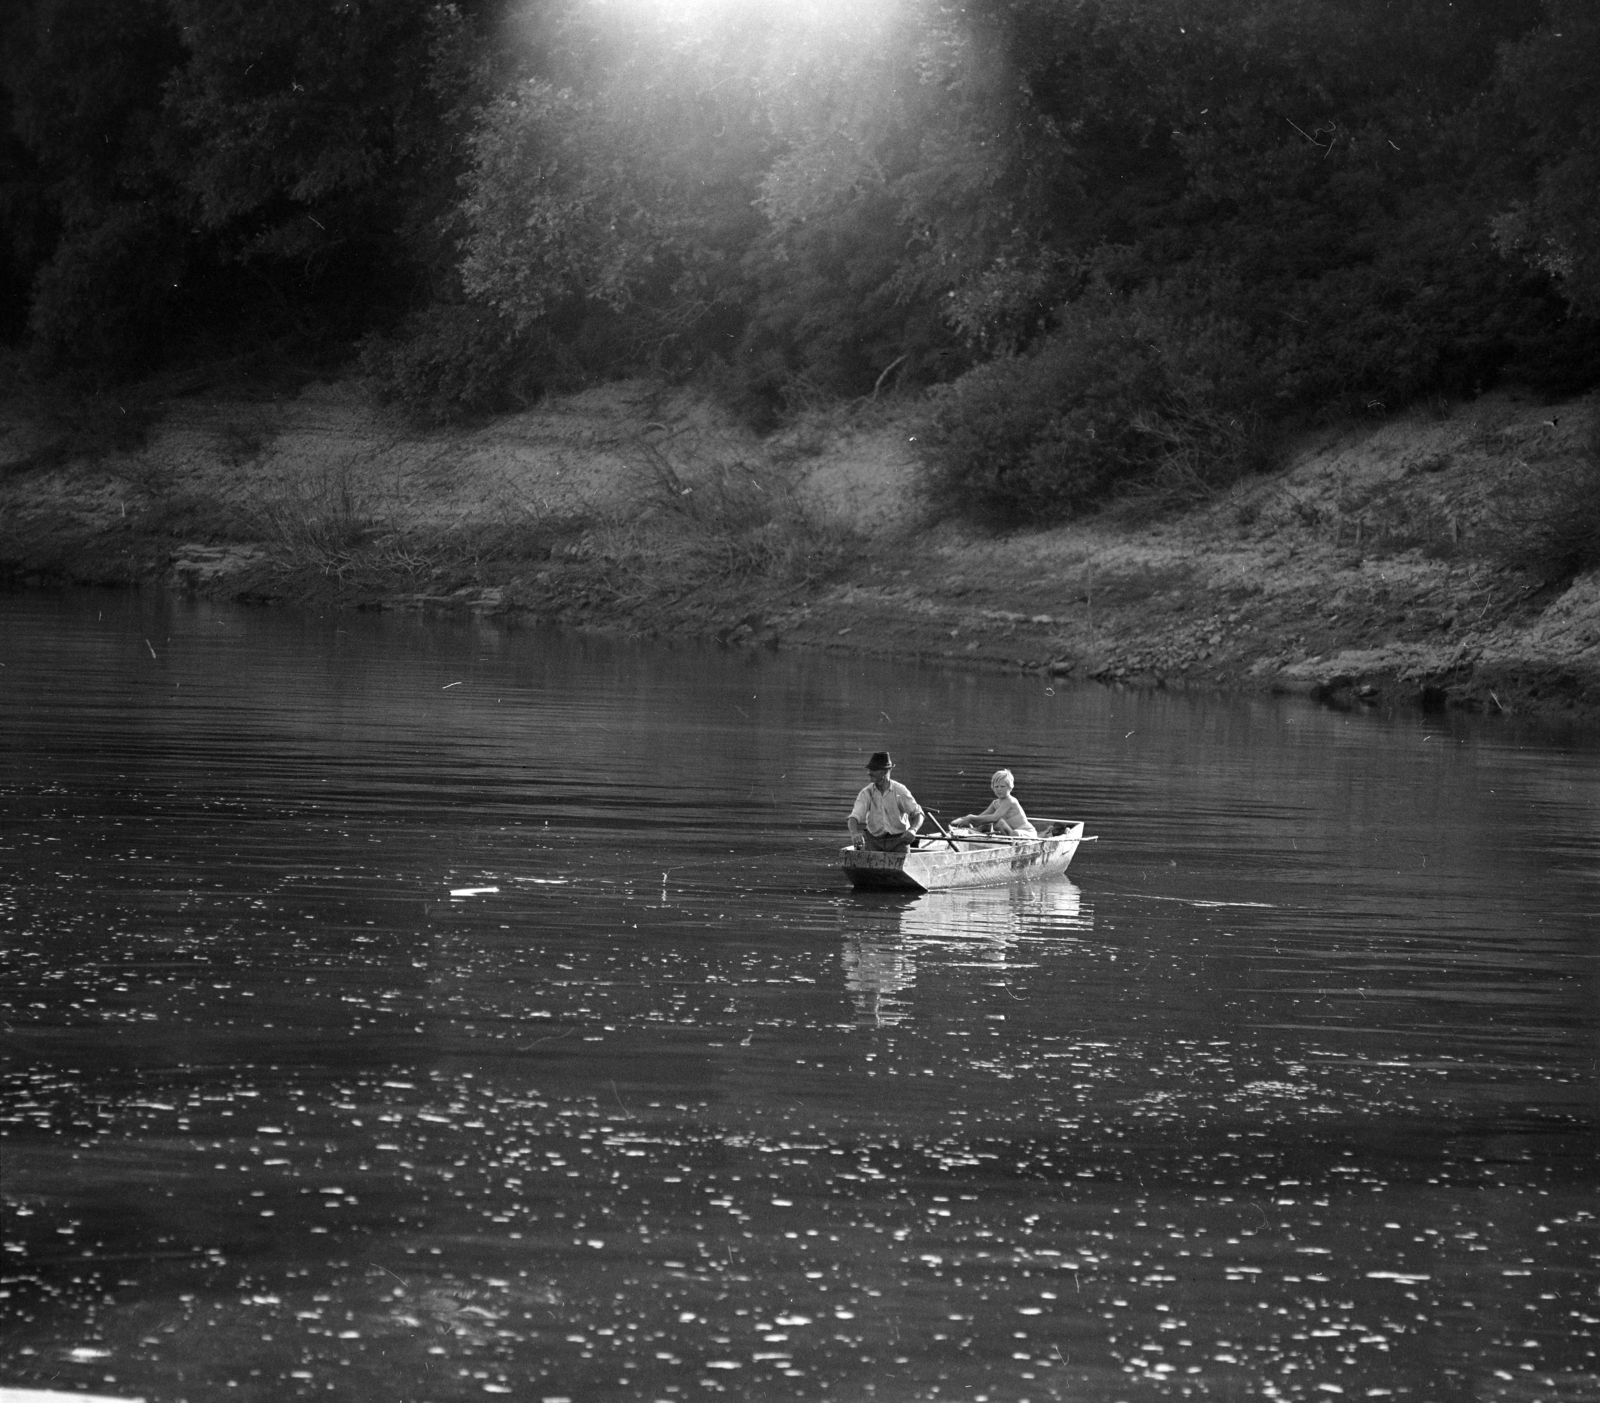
[864,830,914,853]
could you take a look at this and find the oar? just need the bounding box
[947,831,1097,848]
[946,833,1032,844]
[923,810,961,850]
[934,819,1029,846]
[944,827,1091,845]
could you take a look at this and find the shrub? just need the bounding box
[918,288,1273,523]
[359,303,572,424]
[1253,201,1600,418]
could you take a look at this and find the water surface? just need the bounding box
[2,589,1597,1402]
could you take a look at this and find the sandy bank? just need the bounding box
[2,377,1596,726]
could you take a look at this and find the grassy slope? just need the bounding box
[2,376,1597,724]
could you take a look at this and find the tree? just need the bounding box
[3,0,490,376]
[730,0,1082,412]
[162,0,487,326]
[4,0,185,370]
[1494,2,1600,318]
[165,0,482,251]
[455,5,771,370]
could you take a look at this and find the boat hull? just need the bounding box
[842,823,1084,893]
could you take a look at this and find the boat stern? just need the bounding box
[840,847,929,892]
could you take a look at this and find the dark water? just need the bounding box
[1,589,1596,1403]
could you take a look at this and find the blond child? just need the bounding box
[956,768,1037,837]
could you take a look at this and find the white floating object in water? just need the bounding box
[449,886,500,897]
[1,1391,147,1403]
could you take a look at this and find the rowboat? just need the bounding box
[841,822,1088,893]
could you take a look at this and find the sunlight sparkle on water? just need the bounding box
[1,589,1596,1400]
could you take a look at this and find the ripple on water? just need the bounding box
[1,589,1596,1401]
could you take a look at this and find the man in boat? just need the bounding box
[955,768,1037,837]
[848,752,926,852]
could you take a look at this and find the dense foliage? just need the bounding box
[3,0,1598,519]
[2,0,485,375]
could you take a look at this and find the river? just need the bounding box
[1,588,1596,1403]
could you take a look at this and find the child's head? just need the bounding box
[990,768,1014,795]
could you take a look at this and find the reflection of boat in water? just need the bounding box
[897,878,1090,944]
[842,936,916,1027]
[841,822,1088,892]
[843,878,1091,1024]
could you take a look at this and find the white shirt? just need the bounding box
[850,779,923,835]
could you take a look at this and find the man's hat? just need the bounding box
[866,751,894,771]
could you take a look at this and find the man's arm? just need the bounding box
[904,793,926,833]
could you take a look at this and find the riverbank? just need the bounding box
[2,375,1597,724]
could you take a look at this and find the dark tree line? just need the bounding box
[1,0,489,372]
[3,0,1597,518]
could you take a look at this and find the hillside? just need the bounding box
[1,379,1596,725]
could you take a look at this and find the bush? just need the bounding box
[1252,201,1600,418]
[918,289,1273,523]
[359,303,572,424]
